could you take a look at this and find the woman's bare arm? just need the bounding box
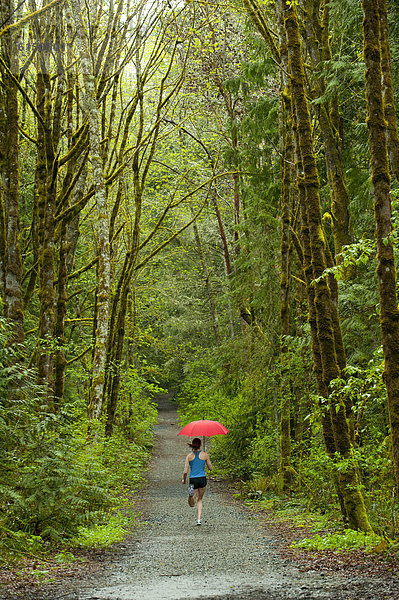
[182,455,191,483]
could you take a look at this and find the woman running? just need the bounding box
[182,437,212,525]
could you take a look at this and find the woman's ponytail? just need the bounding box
[188,437,201,450]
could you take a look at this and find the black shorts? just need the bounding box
[189,476,207,489]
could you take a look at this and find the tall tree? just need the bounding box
[276,1,293,488]
[379,0,399,181]
[300,0,352,261]
[0,0,24,345]
[32,3,58,396]
[275,0,372,531]
[362,0,399,491]
[70,0,111,419]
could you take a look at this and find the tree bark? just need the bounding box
[53,7,68,408]
[378,0,399,182]
[0,0,24,345]
[362,0,399,492]
[70,0,111,420]
[301,0,352,261]
[278,10,293,489]
[279,0,372,531]
[32,7,57,397]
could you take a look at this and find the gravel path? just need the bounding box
[3,397,398,599]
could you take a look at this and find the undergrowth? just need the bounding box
[71,513,133,548]
[235,488,397,556]
[236,488,339,532]
[290,529,382,552]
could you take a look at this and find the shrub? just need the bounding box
[0,318,155,548]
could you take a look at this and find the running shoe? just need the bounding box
[197,519,202,526]
[188,484,194,496]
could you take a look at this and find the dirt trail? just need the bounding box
[3,397,398,599]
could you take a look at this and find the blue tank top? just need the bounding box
[189,450,206,478]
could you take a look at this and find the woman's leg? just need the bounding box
[196,486,206,522]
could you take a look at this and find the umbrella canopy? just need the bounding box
[178,419,229,437]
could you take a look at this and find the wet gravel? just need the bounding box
[1,397,398,600]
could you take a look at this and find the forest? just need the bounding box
[0,0,399,560]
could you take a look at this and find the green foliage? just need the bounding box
[0,396,109,541]
[100,433,151,490]
[0,318,154,552]
[177,337,281,480]
[117,365,160,446]
[311,56,365,106]
[0,399,148,544]
[2,0,398,560]
[0,529,45,561]
[248,426,280,477]
[291,529,381,552]
[238,490,336,531]
[0,354,111,543]
[3,427,112,541]
[71,514,131,548]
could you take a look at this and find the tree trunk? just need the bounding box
[0,0,24,345]
[105,27,145,436]
[33,18,57,397]
[301,0,352,261]
[278,18,293,488]
[54,217,68,408]
[105,280,130,436]
[378,0,399,182]
[70,0,111,420]
[53,10,68,408]
[0,193,5,301]
[362,0,399,492]
[280,0,372,531]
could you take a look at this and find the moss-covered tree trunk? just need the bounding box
[105,274,132,437]
[0,194,5,301]
[71,0,111,420]
[292,84,357,525]
[0,0,24,345]
[301,0,352,261]
[278,10,293,489]
[54,216,68,407]
[362,0,399,492]
[33,15,57,397]
[280,0,372,531]
[53,10,68,408]
[378,0,399,182]
[295,143,348,519]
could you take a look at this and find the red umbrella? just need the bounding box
[178,419,229,437]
